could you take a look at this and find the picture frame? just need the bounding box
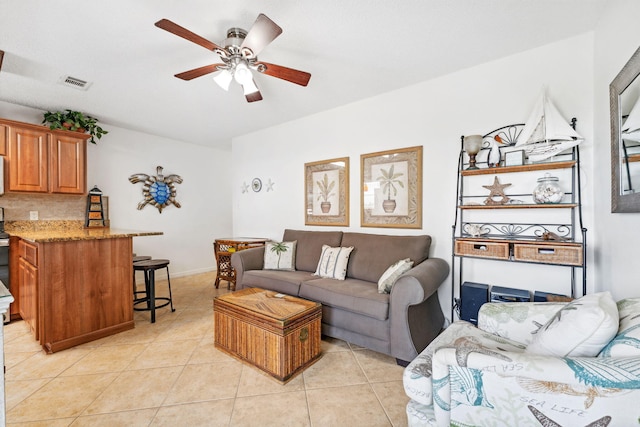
[504,149,525,167]
[361,146,422,228]
[305,157,349,226]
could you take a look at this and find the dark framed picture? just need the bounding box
[305,157,349,226]
[504,149,525,167]
[361,146,422,228]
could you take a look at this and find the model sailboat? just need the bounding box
[515,91,583,162]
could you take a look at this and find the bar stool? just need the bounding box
[133,255,152,299]
[133,259,175,323]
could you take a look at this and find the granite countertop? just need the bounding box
[5,220,163,243]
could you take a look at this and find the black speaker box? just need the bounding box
[461,282,489,325]
[533,291,571,302]
[490,286,531,303]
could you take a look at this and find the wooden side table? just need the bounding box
[214,238,268,290]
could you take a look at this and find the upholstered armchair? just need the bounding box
[403,294,640,426]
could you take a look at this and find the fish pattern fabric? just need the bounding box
[403,321,525,406]
[599,298,640,357]
[404,299,640,427]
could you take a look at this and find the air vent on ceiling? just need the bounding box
[59,75,92,90]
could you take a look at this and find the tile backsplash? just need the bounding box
[0,193,85,221]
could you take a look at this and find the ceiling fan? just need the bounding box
[155,14,311,103]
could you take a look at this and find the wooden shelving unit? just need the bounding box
[460,160,576,176]
[451,125,587,322]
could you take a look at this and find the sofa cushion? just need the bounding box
[599,297,640,357]
[321,306,390,343]
[526,292,619,357]
[263,241,296,270]
[378,258,414,293]
[282,229,343,272]
[341,233,431,283]
[299,277,389,321]
[314,245,354,280]
[241,270,316,296]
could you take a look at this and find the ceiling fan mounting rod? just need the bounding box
[226,27,247,40]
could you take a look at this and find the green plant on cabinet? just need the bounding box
[42,109,108,144]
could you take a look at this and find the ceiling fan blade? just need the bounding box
[245,91,263,103]
[175,64,224,80]
[240,14,282,57]
[155,19,223,52]
[257,62,311,87]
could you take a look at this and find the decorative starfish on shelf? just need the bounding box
[483,176,511,205]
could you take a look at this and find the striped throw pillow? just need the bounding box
[314,245,354,280]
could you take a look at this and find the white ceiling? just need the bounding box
[0,0,606,150]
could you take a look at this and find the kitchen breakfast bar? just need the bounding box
[8,225,162,353]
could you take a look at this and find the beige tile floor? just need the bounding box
[3,271,409,426]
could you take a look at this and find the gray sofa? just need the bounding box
[230,229,449,364]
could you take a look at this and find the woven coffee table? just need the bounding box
[213,287,322,382]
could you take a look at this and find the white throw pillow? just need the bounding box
[378,258,414,293]
[313,245,354,280]
[263,241,297,271]
[599,297,640,357]
[526,292,619,357]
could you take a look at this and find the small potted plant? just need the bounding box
[42,109,108,144]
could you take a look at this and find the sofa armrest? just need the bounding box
[390,257,449,362]
[230,246,265,289]
[478,301,568,346]
[432,346,640,426]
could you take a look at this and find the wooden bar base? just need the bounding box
[37,238,134,352]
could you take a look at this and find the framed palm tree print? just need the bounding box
[304,157,349,226]
[361,146,422,228]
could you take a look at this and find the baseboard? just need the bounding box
[137,266,216,282]
[170,266,216,278]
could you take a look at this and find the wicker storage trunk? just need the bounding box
[213,288,322,382]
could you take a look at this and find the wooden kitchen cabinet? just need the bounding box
[9,236,20,321]
[0,123,8,156]
[49,133,87,194]
[18,240,38,339]
[8,126,49,193]
[1,118,88,194]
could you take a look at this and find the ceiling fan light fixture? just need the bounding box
[213,69,233,91]
[241,79,259,96]
[234,61,253,85]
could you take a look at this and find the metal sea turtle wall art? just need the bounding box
[129,166,183,213]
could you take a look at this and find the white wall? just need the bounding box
[233,33,596,321]
[593,0,640,299]
[0,101,233,278]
